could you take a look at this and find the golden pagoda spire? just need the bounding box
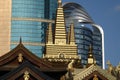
[47,23,53,44]
[69,23,75,45]
[55,0,66,44]
[45,0,78,60]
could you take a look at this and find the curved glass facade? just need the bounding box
[92,26,103,66]
[63,2,93,23]
[63,2,104,67]
[11,0,57,57]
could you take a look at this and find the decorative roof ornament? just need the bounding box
[106,60,111,65]
[18,53,23,63]
[67,60,75,72]
[58,0,62,8]
[87,44,94,67]
[109,62,120,80]
[89,44,93,54]
[73,64,116,80]
[116,62,120,71]
[24,71,30,80]
[19,36,22,44]
[65,60,75,80]
[106,60,113,73]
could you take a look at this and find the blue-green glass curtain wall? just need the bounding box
[11,0,57,57]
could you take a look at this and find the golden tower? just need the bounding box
[54,0,66,45]
[45,0,78,60]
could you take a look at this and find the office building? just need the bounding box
[0,0,117,80]
[63,2,104,68]
[0,0,57,57]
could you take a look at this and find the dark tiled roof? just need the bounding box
[0,61,55,80]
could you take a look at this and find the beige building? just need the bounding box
[0,0,11,55]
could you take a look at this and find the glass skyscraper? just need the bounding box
[0,0,57,57]
[63,2,104,68]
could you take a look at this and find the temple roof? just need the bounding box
[74,64,116,80]
[0,41,68,72]
[0,41,68,79]
[0,61,54,80]
[0,42,53,71]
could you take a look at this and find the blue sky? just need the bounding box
[63,0,120,67]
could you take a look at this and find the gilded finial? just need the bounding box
[58,0,62,7]
[88,44,93,58]
[24,71,30,80]
[87,44,94,67]
[89,44,93,53]
[58,0,61,4]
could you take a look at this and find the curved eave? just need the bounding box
[0,43,52,69]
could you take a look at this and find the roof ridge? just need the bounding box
[74,64,116,80]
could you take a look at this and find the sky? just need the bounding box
[63,0,120,68]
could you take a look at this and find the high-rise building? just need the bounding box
[0,0,11,55]
[0,0,57,57]
[63,2,104,68]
